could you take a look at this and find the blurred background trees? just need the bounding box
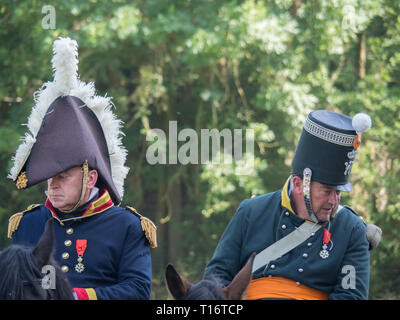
[1,0,399,299]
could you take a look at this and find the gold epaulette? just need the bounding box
[126,206,157,248]
[8,204,41,239]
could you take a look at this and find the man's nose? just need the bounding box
[328,191,340,205]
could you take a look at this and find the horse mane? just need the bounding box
[0,245,43,299]
[184,276,226,300]
[166,253,256,300]
[0,244,73,300]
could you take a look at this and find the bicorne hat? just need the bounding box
[8,37,129,205]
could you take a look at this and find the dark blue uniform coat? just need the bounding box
[10,190,152,300]
[204,178,370,299]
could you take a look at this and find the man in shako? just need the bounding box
[7,37,157,300]
[204,110,382,299]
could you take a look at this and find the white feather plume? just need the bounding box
[9,37,129,200]
[352,113,372,133]
[52,37,78,94]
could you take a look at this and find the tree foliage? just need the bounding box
[1,0,399,299]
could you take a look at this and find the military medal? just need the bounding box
[75,239,87,273]
[319,228,332,259]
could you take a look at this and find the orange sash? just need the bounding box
[245,276,329,300]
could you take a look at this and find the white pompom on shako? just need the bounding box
[8,37,130,200]
[352,113,372,133]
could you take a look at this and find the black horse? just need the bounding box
[0,218,74,299]
[165,253,255,300]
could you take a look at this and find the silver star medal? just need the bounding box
[75,256,85,273]
[320,226,333,259]
[319,244,330,259]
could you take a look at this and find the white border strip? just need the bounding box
[304,117,355,147]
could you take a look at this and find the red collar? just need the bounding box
[45,189,114,221]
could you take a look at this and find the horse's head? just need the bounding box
[166,253,255,300]
[0,218,74,300]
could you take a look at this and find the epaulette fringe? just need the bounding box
[8,204,40,239]
[126,206,157,248]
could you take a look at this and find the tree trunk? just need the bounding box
[289,0,302,19]
[167,172,183,265]
[357,32,367,80]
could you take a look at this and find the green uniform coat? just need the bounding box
[204,178,370,299]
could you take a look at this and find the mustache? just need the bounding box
[48,192,64,197]
[322,204,339,213]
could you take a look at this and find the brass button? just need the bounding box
[64,240,72,247]
[61,265,69,273]
[66,228,74,235]
[62,252,70,259]
[298,268,304,273]
[302,253,308,258]
[281,224,287,230]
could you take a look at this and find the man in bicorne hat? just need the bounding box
[7,37,157,300]
[204,110,382,300]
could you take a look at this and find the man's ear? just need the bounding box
[86,169,98,189]
[291,175,303,195]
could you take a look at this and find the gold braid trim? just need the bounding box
[126,206,157,248]
[16,172,28,189]
[8,204,40,239]
[60,160,89,213]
